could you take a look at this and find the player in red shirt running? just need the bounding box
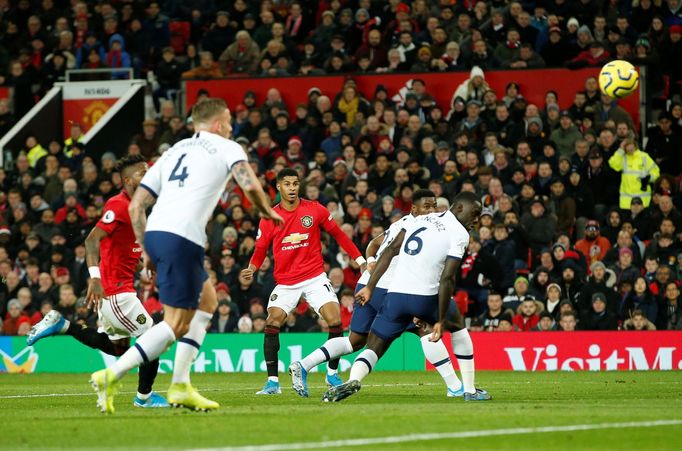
[27,155,168,408]
[242,168,366,395]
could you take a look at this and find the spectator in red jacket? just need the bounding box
[4,299,30,336]
[567,41,611,68]
[513,298,541,331]
[575,220,613,266]
[53,193,85,224]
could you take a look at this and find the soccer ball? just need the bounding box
[599,60,639,99]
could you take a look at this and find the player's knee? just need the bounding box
[167,320,190,338]
[349,334,366,351]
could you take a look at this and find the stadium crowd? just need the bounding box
[2,1,682,337]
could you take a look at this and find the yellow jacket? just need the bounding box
[608,147,660,209]
[27,145,47,168]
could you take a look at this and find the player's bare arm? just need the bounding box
[231,161,283,225]
[431,258,461,342]
[356,229,405,305]
[365,233,385,273]
[84,226,108,311]
[129,187,157,247]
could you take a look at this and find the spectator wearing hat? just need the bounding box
[550,111,582,157]
[609,246,641,287]
[624,196,653,240]
[543,282,565,321]
[541,26,572,67]
[502,276,531,312]
[578,261,618,314]
[609,138,659,210]
[579,292,618,330]
[585,147,618,218]
[575,220,612,265]
[521,195,557,258]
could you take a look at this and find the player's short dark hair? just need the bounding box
[276,168,299,181]
[452,191,480,208]
[412,189,436,204]
[116,154,146,175]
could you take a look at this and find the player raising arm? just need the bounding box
[27,155,168,408]
[290,190,466,398]
[241,168,365,395]
[324,191,491,402]
[90,98,282,414]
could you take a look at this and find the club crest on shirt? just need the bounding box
[136,314,147,325]
[301,215,313,228]
[102,210,115,224]
[270,293,278,302]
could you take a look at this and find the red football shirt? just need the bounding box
[96,191,142,296]
[252,199,361,286]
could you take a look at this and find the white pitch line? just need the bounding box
[0,382,441,399]
[191,420,682,451]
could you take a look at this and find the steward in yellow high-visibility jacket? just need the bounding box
[608,139,660,209]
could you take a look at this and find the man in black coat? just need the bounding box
[580,292,618,330]
[645,112,682,176]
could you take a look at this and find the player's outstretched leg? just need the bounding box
[451,328,491,402]
[167,280,218,410]
[26,310,70,346]
[90,320,176,413]
[257,308,286,395]
[290,332,363,398]
[323,333,389,402]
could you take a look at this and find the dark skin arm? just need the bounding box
[84,226,108,311]
[355,230,405,306]
[365,232,385,273]
[431,258,462,342]
[129,187,157,272]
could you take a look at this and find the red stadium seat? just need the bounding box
[169,21,190,54]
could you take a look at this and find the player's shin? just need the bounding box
[264,325,281,382]
[452,329,475,394]
[349,349,378,383]
[420,334,462,392]
[300,336,354,372]
[66,323,117,355]
[172,310,212,384]
[326,324,344,375]
[137,358,160,398]
[110,322,176,379]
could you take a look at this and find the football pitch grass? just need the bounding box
[1,371,681,450]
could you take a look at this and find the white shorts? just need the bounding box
[267,273,338,315]
[97,292,153,341]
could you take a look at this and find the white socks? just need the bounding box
[111,321,175,379]
[349,349,377,382]
[172,310,212,384]
[420,334,462,392]
[452,329,475,394]
[300,337,354,372]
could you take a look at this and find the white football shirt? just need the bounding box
[141,132,247,246]
[388,210,470,296]
[358,215,413,289]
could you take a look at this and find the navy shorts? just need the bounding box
[145,231,207,309]
[350,284,388,335]
[370,292,440,342]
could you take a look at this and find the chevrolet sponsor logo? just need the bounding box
[281,233,309,245]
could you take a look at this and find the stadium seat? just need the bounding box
[169,21,190,55]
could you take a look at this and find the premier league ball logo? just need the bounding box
[301,215,313,228]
